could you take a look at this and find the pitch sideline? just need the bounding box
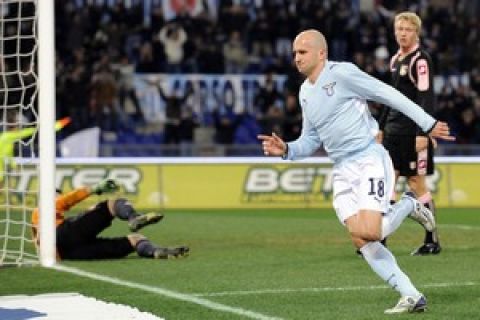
[53,264,283,320]
[53,264,477,317]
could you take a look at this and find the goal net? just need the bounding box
[0,0,39,266]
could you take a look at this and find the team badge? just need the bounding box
[322,82,336,96]
[400,65,408,76]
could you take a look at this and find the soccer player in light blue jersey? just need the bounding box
[258,29,455,314]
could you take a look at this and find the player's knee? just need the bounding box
[361,230,382,242]
[112,198,136,220]
[351,236,368,249]
[348,228,381,242]
[127,233,146,247]
[408,175,426,192]
[347,220,382,242]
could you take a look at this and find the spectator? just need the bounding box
[158,23,187,73]
[135,42,158,73]
[213,106,242,147]
[223,31,249,73]
[249,9,273,59]
[157,82,194,146]
[178,106,199,156]
[282,93,302,142]
[254,72,282,115]
[90,61,118,131]
[113,56,145,124]
[63,64,90,133]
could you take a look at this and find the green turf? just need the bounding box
[0,208,479,319]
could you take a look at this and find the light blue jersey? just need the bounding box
[285,61,436,163]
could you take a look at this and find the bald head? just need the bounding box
[294,29,328,53]
[292,29,328,81]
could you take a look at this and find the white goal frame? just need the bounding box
[38,0,55,267]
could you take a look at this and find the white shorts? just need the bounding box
[332,144,394,225]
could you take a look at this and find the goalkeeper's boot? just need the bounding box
[153,246,190,259]
[403,192,436,232]
[411,242,442,256]
[384,295,427,314]
[129,212,164,232]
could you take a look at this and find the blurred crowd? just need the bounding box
[52,0,480,151]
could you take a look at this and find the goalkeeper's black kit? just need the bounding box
[378,45,435,176]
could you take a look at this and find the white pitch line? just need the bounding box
[53,264,283,320]
[193,281,478,297]
[439,224,480,231]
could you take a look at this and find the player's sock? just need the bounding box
[381,196,414,238]
[360,241,421,297]
[424,231,434,243]
[113,198,138,221]
[135,239,156,258]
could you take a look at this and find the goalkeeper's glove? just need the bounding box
[91,179,119,195]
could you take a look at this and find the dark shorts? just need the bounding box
[383,135,434,177]
[56,201,134,260]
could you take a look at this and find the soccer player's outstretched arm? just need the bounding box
[258,107,321,160]
[339,63,455,142]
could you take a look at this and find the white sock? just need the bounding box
[381,197,414,239]
[360,242,420,297]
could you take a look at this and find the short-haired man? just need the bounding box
[258,29,454,313]
[378,11,441,255]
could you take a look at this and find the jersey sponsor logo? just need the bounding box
[418,65,427,75]
[416,58,430,91]
[12,167,142,194]
[322,82,336,96]
[400,65,408,76]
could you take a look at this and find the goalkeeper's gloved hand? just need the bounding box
[91,179,119,195]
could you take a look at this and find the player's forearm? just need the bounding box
[4,127,36,141]
[56,187,91,211]
[285,118,321,160]
[287,139,320,160]
[371,81,436,134]
[287,126,322,160]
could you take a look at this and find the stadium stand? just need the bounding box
[48,1,479,156]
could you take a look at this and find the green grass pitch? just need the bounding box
[0,208,479,319]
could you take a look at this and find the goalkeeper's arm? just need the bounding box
[56,179,119,212]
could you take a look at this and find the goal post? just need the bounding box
[38,0,56,267]
[0,0,56,267]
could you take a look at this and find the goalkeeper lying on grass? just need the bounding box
[31,179,189,260]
